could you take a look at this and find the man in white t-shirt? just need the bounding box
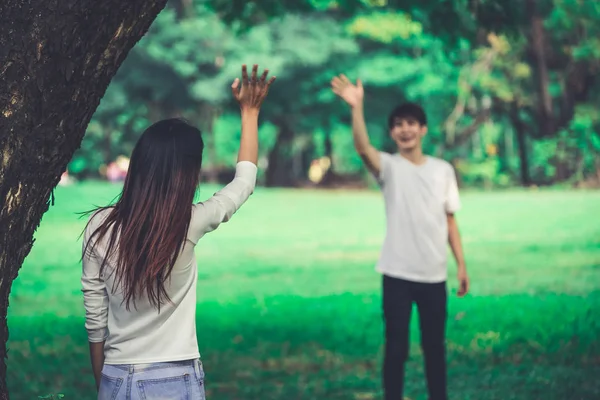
[331,74,469,400]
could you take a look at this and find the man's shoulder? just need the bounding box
[379,150,395,159]
[427,156,455,171]
[378,151,400,170]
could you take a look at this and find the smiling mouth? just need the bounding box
[399,136,415,142]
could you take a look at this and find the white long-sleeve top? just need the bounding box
[81,161,257,365]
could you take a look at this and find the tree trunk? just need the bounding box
[510,104,532,186]
[265,118,296,187]
[173,0,195,20]
[498,120,514,176]
[104,126,113,167]
[319,129,336,185]
[526,0,554,137]
[524,0,594,140]
[0,0,168,397]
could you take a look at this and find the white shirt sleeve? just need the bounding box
[445,164,461,214]
[81,219,110,343]
[188,161,258,243]
[378,152,394,186]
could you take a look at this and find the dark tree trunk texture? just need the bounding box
[104,126,113,167]
[318,129,336,185]
[265,118,297,187]
[525,0,595,139]
[199,104,219,183]
[526,0,554,137]
[173,0,195,20]
[510,103,532,186]
[0,0,168,397]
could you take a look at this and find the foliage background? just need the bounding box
[68,0,600,189]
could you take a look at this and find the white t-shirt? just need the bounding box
[81,161,257,365]
[376,152,460,283]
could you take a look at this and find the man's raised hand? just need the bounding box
[331,74,364,108]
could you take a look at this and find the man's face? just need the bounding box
[389,117,427,151]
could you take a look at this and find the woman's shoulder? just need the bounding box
[84,207,113,234]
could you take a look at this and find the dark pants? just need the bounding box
[382,274,448,400]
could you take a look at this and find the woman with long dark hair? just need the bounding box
[81,64,275,399]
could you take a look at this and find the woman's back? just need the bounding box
[82,162,257,365]
[83,204,200,365]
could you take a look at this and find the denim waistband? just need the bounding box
[106,358,199,373]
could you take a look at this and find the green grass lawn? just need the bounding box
[7,182,600,400]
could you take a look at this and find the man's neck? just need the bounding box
[398,148,426,165]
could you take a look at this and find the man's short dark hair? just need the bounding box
[387,102,427,129]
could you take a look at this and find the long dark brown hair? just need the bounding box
[82,118,204,311]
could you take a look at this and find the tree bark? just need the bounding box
[265,118,296,187]
[173,0,195,20]
[524,0,595,140]
[527,0,554,137]
[510,103,532,186]
[0,0,168,397]
[318,129,336,185]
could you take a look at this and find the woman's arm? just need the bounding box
[81,216,109,389]
[89,341,105,390]
[187,64,275,242]
[233,64,276,165]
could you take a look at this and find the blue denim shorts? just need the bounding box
[98,358,205,400]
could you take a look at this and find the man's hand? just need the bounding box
[231,64,276,112]
[457,266,469,297]
[331,74,364,108]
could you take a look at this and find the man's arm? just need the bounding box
[447,213,469,297]
[351,103,381,177]
[89,341,105,390]
[331,75,381,177]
